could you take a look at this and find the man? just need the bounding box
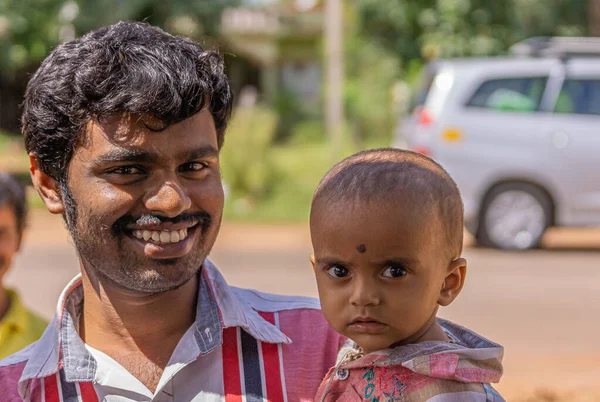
[0,22,343,401]
[0,172,48,359]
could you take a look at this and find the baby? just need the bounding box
[310,149,504,401]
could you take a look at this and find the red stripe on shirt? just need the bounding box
[222,326,243,402]
[43,374,60,402]
[78,382,99,402]
[259,312,285,402]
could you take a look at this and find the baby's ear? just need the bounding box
[309,254,316,271]
[438,258,467,307]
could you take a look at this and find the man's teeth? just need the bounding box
[132,229,188,244]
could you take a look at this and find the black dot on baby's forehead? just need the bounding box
[356,244,367,253]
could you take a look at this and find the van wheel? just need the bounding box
[477,183,553,250]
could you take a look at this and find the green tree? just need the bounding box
[75,0,240,40]
[0,0,239,133]
[355,0,588,63]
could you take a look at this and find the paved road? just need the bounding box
[5,214,600,401]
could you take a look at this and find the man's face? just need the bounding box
[60,110,224,293]
[0,204,20,285]
[311,199,450,353]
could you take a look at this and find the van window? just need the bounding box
[554,79,600,116]
[466,77,548,112]
[408,64,438,113]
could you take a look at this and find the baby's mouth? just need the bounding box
[350,316,384,325]
[348,317,388,334]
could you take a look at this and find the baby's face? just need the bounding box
[311,200,456,354]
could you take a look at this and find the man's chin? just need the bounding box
[154,258,180,266]
[118,267,199,294]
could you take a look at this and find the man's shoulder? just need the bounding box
[230,287,321,312]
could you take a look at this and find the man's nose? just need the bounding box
[144,178,192,218]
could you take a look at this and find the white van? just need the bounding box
[396,37,600,250]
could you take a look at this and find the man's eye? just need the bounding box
[381,265,407,278]
[107,166,144,175]
[180,162,207,172]
[326,265,350,278]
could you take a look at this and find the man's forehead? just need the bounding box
[79,111,217,156]
[85,114,166,147]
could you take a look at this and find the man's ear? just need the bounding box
[310,254,316,272]
[29,154,65,215]
[438,258,467,307]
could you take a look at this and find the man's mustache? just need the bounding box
[112,212,212,235]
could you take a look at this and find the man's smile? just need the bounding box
[126,220,199,245]
[124,223,201,259]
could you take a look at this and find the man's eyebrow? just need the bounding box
[94,149,159,165]
[179,146,219,161]
[92,145,218,166]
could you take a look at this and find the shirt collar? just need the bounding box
[19,259,290,390]
[202,259,291,345]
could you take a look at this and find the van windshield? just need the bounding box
[409,64,439,113]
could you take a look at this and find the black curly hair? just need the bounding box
[21,21,233,183]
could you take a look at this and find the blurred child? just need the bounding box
[0,172,47,359]
[310,149,504,401]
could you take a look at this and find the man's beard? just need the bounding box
[59,182,217,293]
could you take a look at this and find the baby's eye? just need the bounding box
[326,265,350,278]
[381,265,407,278]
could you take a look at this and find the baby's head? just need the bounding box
[310,148,466,353]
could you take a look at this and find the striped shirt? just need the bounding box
[0,260,345,401]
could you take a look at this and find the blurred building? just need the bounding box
[221,0,323,106]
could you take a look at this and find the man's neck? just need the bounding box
[79,267,199,392]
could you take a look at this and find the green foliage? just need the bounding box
[355,0,588,62]
[272,88,313,142]
[0,131,28,173]
[0,130,12,149]
[224,143,329,222]
[224,142,342,222]
[0,0,240,73]
[343,5,402,146]
[74,0,240,39]
[345,36,401,145]
[223,129,392,222]
[288,119,326,145]
[0,0,66,71]
[220,106,279,208]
